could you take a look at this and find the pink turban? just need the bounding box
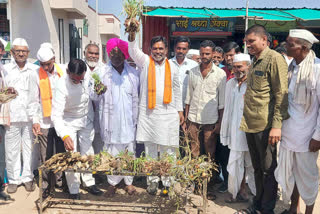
[106,38,129,59]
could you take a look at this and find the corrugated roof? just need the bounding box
[143,7,320,21]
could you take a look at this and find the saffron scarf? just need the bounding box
[148,56,172,109]
[39,63,63,117]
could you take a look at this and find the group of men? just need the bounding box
[0,22,319,214]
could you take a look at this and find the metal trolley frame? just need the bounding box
[38,167,208,214]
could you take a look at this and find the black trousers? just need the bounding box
[39,127,66,190]
[216,135,230,184]
[246,129,277,214]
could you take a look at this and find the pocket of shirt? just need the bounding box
[251,72,265,91]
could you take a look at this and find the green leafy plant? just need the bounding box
[122,0,143,33]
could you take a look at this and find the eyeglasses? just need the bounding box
[12,49,29,54]
[70,77,84,84]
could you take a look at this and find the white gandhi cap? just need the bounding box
[187,49,199,56]
[40,42,54,51]
[37,47,54,62]
[289,29,319,44]
[12,38,29,48]
[233,53,251,63]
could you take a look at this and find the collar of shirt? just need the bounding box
[253,47,270,64]
[11,60,33,72]
[171,56,188,66]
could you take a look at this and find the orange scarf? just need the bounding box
[39,64,63,117]
[148,56,172,109]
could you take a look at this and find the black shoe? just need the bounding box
[69,193,80,200]
[218,182,228,193]
[86,185,103,196]
[0,191,11,201]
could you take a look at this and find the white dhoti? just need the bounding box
[65,123,95,194]
[275,145,319,206]
[144,142,176,187]
[227,150,256,199]
[105,143,135,186]
[5,122,34,184]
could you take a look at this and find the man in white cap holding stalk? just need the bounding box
[275,29,320,214]
[4,38,39,193]
[220,53,256,203]
[32,45,66,197]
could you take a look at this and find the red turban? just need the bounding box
[106,38,129,59]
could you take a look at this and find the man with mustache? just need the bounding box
[212,46,224,68]
[186,49,201,64]
[169,36,198,111]
[185,40,226,183]
[126,20,184,196]
[275,29,320,214]
[238,24,289,214]
[91,38,139,196]
[32,45,66,197]
[222,42,241,80]
[220,53,256,204]
[84,44,106,155]
[4,38,39,194]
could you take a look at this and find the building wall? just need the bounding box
[142,16,169,54]
[9,0,120,63]
[74,6,121,62]
[9,0,73,63]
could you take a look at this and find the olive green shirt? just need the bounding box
[240,47,289,133]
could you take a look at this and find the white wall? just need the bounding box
[9,0,120,63]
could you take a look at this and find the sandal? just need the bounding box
[207,192,216,200]
[104,185,117,197]
[226,194,249,203]
[125,185,137,195]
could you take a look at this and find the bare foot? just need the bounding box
[125,185,137,195]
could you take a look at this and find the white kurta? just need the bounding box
[3,61,39,185]
[220,78,255,199]
[128,39,182,147]
[110,69,135,144]
[281,58,320,152]
[3,61,39,123]
[86,62,106,133]
[169,57,198,108]
[221,78,248,151]
[275,57,320,205]
[51,72,95,194]
[86,62,106,154]
[51,73,94,139]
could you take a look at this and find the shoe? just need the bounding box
[7,184,18,194]
[24,181,36,192]
[218,182,228,193]
[69,193,80,200]
[147,182,159,195]
[0,190,12,201]
[86,185,103,196]
[42,188,51,199]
